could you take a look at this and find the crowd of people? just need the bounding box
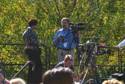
[1,67,124,84]
[1,17,125,84]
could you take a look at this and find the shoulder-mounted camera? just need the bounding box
[70,22,87,33]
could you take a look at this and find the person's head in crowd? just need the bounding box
[61,17,70,28]
[28,19,38,28]
[102,78,124,84]
[0,71,4,82]
[0,70,10,84]
[64,54,73,67]
[42,67,74,84]
[10,78,26,84]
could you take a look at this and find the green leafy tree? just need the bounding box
[0,0,125,78]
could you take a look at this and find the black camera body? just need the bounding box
[70,22,87,33]
[111,73,125,82]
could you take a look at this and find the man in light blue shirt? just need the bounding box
[53,17,79,63]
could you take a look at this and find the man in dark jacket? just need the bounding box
[23,19,42,84]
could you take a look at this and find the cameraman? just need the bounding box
[53,17,79,64]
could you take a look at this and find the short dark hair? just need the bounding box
[42,67,74,84]
[28,19,38,27]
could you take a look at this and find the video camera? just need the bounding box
[70,22,87,33]
[111,73,125,82]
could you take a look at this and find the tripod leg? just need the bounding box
[27,61,34,84]
[11,61,31,79]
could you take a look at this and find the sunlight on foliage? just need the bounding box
[0,0,125,78]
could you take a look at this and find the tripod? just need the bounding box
[78,42,98,84]
[11,61,32,79]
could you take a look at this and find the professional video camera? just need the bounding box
[70,22,87,33]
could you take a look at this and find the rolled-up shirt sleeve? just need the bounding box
[117,39,125,48]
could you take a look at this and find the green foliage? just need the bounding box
[0,0,125,78]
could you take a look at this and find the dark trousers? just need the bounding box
[24,47,42,84]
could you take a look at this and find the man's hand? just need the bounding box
[57,36,65,42]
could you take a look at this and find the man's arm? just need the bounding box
[53,31,64,47]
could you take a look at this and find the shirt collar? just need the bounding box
[28,26,33,30]
[63,28,71,31]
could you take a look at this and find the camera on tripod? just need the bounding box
[70,22,87,33]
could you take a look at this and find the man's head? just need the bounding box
[61,17,70,28]
[42,67,74,84]
[102,79,124,84]
[28,19,38,28]
[64,54,73,67]
[10,78,26,84]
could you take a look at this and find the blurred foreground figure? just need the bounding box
[10,78,26,84]
[42,67,74,84]
[102,78,124,84]
[0,70,10,84]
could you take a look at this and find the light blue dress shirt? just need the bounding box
[53,28,79,49]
